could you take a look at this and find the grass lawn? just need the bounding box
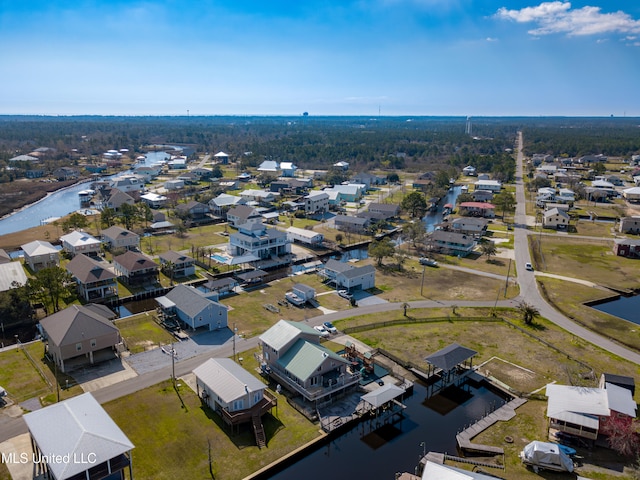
[538,277,640,353]
[529,235,639,290]
[115,313,176,354]
[0,341,84,405]
[104,359,321,480]
[572,219,616,237]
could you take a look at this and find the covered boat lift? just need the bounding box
[424,343,477,397]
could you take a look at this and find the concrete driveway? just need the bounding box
[353,290,389,307]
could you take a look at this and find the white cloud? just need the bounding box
[486,37,498,42]
[495,2,640,37]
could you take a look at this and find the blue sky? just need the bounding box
[1,1,639,116]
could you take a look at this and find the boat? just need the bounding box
[520,441,574,473]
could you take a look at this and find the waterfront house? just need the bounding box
[157,284,227,331]
[113,251,159,286]
[259,320,358,402]
[472,189,494,202]
[105,189,136,210]
[158,250,196,278]
[546,383,636,441]
[0,249,10,264]
[458,202,496,218]
[613,238,640,258]
[429,230,476,257]
[21,240,60,272]
[228,223,291,268]
[140,192,168,209]
[450,217,488,237]
[110,175,144,194]
[367,202,400,220]
[52,166,79,181]
[101,225,140,251]
[0,262,27,293]
[40,304,119,372]
[304,190,330,215]
[619,216,640,234]
[334,214,369,233]
[286,226,324,246]
[543,208,570,230]
[474,179,502,192]
[462,165,476,176]
[209,193,247,216]
[319,259,375,291]
[193,357,276,441]
[24,393,134,480]
[66,254,118,303]
[61,230,102,258]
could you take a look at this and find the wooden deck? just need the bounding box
[456,397,527,455]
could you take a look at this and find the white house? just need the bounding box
[320,259,375,291]
[60,230,102,257]
[304,190,330,215]
[164,179,185,190]
[474,179,502,192]
[140,192,168,208]
[543,207,570,229]
[462,165,476,176]
[22,240,60,272]
[623,187,640,202]
[101,226,140,251]
[109,175,145,194]
[227,205,263,228]
[229,223,291,267]
[286,226,324,246]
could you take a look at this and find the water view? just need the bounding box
[591,295,640,325]
[423,185,462,233]
[270,381,507,479]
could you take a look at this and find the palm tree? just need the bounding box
[518,301,540,325]
[480,241,497,262]
[402,302,410,317]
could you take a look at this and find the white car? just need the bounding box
[323,321,338,334]
[338,289,353,300]
[314,325,330,337]
[525,262,534,271]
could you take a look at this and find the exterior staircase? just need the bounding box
[252,414,266,448]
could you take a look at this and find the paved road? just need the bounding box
[512,131,640,365]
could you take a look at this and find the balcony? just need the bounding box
[268,365,360,402]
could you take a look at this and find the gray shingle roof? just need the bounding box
[66,254,116,283]
[164,284,219,319]
[113,251,158,272]
[39,305,119,347]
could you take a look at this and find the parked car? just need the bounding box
[314,325,330,337]
[419,257,438,267]
[323,321,338,334]
[338,289,353,300]
[525,262,534,271]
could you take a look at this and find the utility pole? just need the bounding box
[171,342,175,386]
[420,266,426,297]
[504,258,512,297]
[233,323,237,361]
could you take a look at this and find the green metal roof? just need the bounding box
[277,339,348,381]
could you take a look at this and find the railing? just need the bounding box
[268,366,360,401]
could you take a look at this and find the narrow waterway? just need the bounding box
[269,381,507,479]
[423,185,462,233]
[591,295,640,325]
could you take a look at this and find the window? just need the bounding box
[90,339,97,348]
[233,399,244,411]
[76,343,82,351]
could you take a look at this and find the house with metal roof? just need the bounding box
[613,238,640,258]
[65,254,118,303]
[158,250,196,278]
[101,225,140,251]
[259,320,359,402]
[450,217,488,238]
[458,202,496,218]
[280,161,297,177]
[323,184,364,203]
[60,231,102,258]
[21,240,60,272]
[40,304,120,372]
[193,358,276,444]
[157,284,227,331]
[257,160,279,172]
[543,207,570,230]
[24,392,134,480]
[0,261,27,292]
[112,251,159,286]
[546,383,636,441]
[334,214,370,233]
[319,259,375,291]
[367,202,400,220]
[304,190,330,215]
[0,248,10,264]
[214,151,230,164]
[140,192,168,209]
[286,226,324,246]
[430,230,476,257]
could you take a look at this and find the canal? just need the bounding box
[269,380,507,479]
[591,294,640,325]
[423,185,463,233]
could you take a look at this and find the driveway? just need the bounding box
[353,290,389,307]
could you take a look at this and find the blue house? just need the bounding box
[156,284,228,331]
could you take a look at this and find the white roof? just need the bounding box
[475,179,502,185]
[361,384,405,408]
[546,384,611,428]
[193,358,266,404]
[286,226,323,239]
[23,392,134,480]
[544,208,569,219]
[592,179,615,188]
[605,382,637,417]
[22,240,58,257]
[0,262,27,292]
[141,192,168,201]
[422,461,498,479]
[623,187,640,195]
[259,319,318,351]
[280,162,295,170]
[61,230,100,247]
[214,151,229,157]
[305,190,329,200]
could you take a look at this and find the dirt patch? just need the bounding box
[478,357,543,394]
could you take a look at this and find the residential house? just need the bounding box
[0,262,27,293]
[280,161,297,177]
[209,193,247,216]
[66,254,118,303]
[557,188,576,203]
[214,151,230,164]
[543,208,570,229]
[24,168,45,178]
[21,240,60,272]
[333,161,350,171]
[113,251,159,286]
[158,250,196,278]
[228,223,291,268]
[319,259,375,291]
[599,373,636,396]
[367,203,400,221]
[591,179,617,197]
[270,178,308,195]
[110,175,145,194]
[52,167,79,181]
[24,393,134,480]
[218,180,240,191]
[543,203,570,213]
[227,204,262,228]
[40,304,119,372]
[285,283,316,306]
[240,189,277,205]
[9,154,39,162]
[450,217,488,237]
[61,230,102,257]
[177,171,199,184]
[167,157,187,169]
[619,216,640,234]
[334,215,370,233]
[623,187,640,202]
[352,172,385,189]
[473,180,502,192]
[134,165,162,182]
[546,383,636,441]
[157,284,227,331]
[578,154,607,164]
[101,225,140,251]
[259,320,358,402]
[0,249,11,264]
[613,238,640,258]
[176,200,211,220]
[323,184,364,203]
[257,160,279,173]
[193,358,275,439]
[458,202,496,218]
[304,190,330,216]
[430,230,476,257]
[140,192,168,209]
[164,179,185,190]
[286,226,324,246]
[462,165,476,176]
[472,190,494,202]
[105,189,136,210]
